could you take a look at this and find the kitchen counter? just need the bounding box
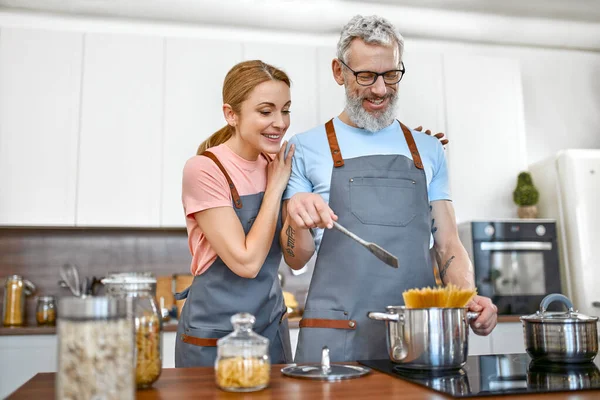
[8,363,600,399]
[1,316,523,335]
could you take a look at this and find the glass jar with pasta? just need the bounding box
[102,272,163,389]
[215,313,270,392]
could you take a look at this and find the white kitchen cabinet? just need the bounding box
[76,33,164,227]
[243,42,320,139]
[160,38,243,227]
[490,322,526,355]
[0,28,82,226]
[443,54,528,223]
[315,46,343,124]
[469,329,493,355]
[0,334,57,399]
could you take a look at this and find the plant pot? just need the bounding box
[518,205,538,219]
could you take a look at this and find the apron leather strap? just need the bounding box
[201,150,243,209]
[399,122,424,170]
[181,333,218,347]
[325,119,345,168]
[299,318,357,330]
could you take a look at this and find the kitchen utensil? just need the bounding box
[281,346,370,380]
[521,293,598,363]
[60,263,81,297]
[332,221,398,268]
[402,284,477,308]
[81,277,89,297]
[368,306,479,370]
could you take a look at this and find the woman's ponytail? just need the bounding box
[196,125,233,155]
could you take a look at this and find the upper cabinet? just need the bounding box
[243,42,319,139]
[0,28,82,226]
[161,38,243,227]
[76,33,164,227]
[443,54,527,222]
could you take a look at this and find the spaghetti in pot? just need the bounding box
[403,284,477,308]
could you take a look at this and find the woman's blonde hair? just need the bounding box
[196,60,291,154]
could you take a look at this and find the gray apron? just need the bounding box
[175,151,292,367]
[295,119,437,363]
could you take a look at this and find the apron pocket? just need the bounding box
[177,326,231,367]
[349,177,417,227]
[296,309,350,363]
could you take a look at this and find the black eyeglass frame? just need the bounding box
[338,59,406,86]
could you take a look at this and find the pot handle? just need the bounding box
[540,293,574,313]
[368,311,402,323]
[466,312,480,321]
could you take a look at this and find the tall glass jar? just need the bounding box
[215,313,270,392]
[56,296,135,400]
[2,275,35,326]
[102,272,163,389]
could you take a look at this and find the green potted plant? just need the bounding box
[513,171,540,218]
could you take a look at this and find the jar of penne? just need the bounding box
[103,272,163,389]
[215,313,270,392]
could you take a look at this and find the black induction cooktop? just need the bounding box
[358,354,600,398]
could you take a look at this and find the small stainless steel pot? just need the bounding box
[368,306,479,370]
[521,294,599,363]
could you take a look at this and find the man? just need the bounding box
[280,15,497,363]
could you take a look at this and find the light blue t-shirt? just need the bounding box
[283,117,451,249]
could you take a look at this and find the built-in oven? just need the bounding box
[459,220,562,315]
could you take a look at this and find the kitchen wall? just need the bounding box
[1,8,598,228]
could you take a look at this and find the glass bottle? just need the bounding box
[56,296,135,400]
[36,295,57,326]
[215,313,270,392]
[102,272,163,389]
[2,275,35,326]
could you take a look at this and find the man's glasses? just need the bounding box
[338,59,405,86]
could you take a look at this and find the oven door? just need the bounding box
[473,241,562,315]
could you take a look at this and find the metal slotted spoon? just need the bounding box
[60,263,82,297]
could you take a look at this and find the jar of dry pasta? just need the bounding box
[56,296,135,400]
[215,313,271,392]
[103,272,163,389]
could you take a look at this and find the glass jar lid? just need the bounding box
[281,346,370,380]
[218,313,269,348]
[102,272,156,294]
[58,296,128,320]
[37,295,56,303]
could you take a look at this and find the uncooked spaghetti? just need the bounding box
[403,284,477,308]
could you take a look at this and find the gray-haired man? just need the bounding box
[280,15,497,363]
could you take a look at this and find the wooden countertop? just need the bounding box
[8,364,600,400]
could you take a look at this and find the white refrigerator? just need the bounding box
[530,149,600,318]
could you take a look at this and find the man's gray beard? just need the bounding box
[344,88,398,133]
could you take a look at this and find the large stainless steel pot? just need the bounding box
[368,306,479,370]
[521,294,599,363]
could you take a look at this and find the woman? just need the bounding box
[175,60,296,367]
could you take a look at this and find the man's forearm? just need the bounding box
[434,240,475,289]
[281,216,315,269]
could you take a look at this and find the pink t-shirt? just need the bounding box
[182,144,269,275]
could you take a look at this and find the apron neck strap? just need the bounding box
[325,119,424,170]
[201,151,243,209]
[325,119,345,168]
[398,121,424,170]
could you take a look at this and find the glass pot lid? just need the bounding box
[281,346,370,380]
[521,293,599,323]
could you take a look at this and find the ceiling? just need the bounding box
[1,0,599,24]
[356,0,600,23]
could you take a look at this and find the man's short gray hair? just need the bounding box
[337,15,404,64]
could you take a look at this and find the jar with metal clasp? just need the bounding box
[2,275,36,326]
[102,272,163,389]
